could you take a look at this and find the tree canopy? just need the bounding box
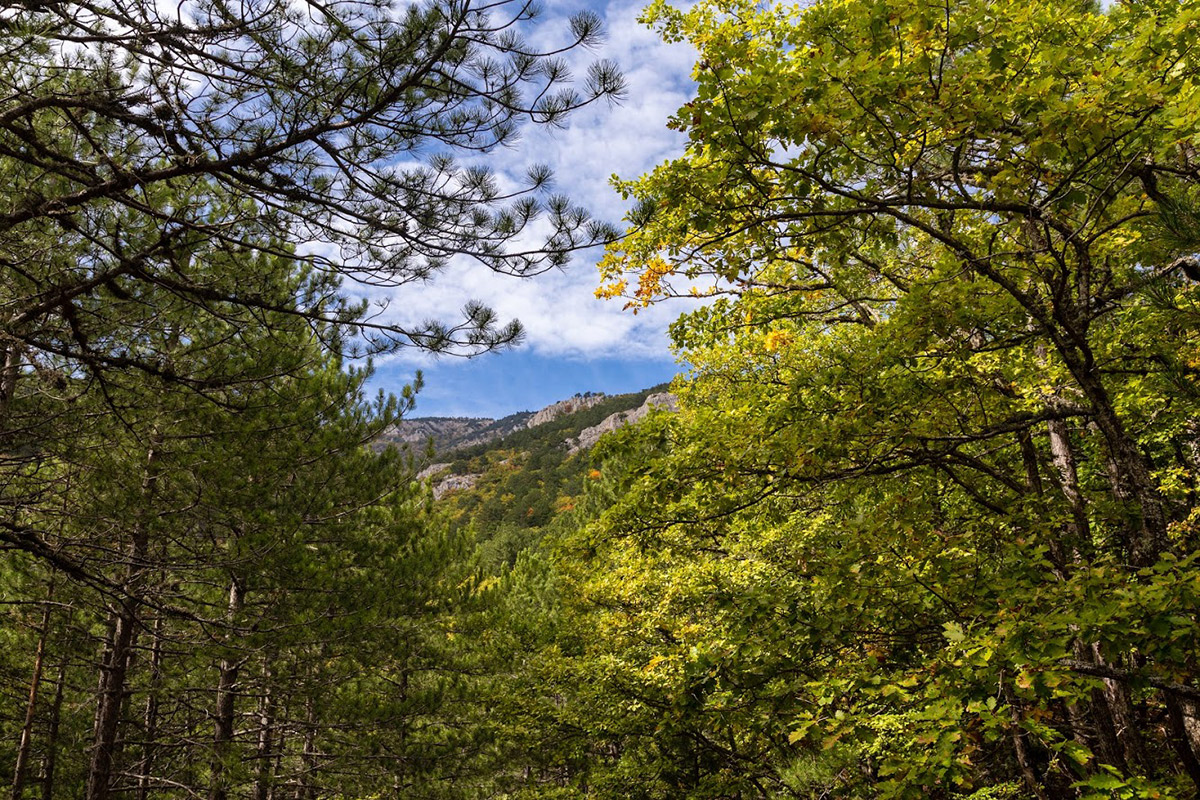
[0,2,626,797]
[565,0,1200,795]
[7,0,1200,797]
[1,0,625,381]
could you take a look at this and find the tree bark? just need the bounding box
[11,579,55,800]
[1045,415,1090,563]
[135,615,164,800]
[1064,357,1168,565]
[1166,695,1200,792]
[210,577,245,800]
[85,434,161,800]
[1006,699,1048,800]
[300,692,317,800]
[1091,644,1148,774]
[39,627,69,800]
[86,602,140,800]
[252,661,276,800]
[0,338,21,432]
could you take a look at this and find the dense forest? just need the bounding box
[4,0,1200,798]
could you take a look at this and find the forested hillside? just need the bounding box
[5,0,1200,798]
[419,386,672,565]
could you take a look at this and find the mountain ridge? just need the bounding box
[421,383,675,538]
[375,390,626,457]
[413,389,679,501]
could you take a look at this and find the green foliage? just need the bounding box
[509,0,1200,797]
[12,0,1200,796]
[0,0,631,794]
[0,189,494,797]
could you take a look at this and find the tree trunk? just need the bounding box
[135,616,164,800]
[210,577,245,800]
[1063,357,1168,566]
[300,692,317,800]
[85,434,161,800]
[12,579,55,800]
[1091,644,1148,774]
[1045,415,1090,564]
[272,720,286,800]
[86,602,140,800]
[252,661,276,800]
[1166,694,1200,792]
[0,338,21,431]
[39,623,70,800]
[1017,430,1044,495]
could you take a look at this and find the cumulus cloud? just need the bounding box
[369,0,698,367]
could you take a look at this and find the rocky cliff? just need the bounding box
[524,393,608,428]
[374,410,533,455]
[566,392,678,454]
[377,393,612,457]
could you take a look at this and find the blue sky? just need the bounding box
[362,0,698,419]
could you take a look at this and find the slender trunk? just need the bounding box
[86,434,161,800]
[300,692,317,800]
[1038,273,1169,564]
[1181,699,1200,761]
[0,338,21,431]
[1018,430,1044,495]
[1166,695,1200,792]
[87,604,139,800]
[1065,359,1167,565]
[1002,673,1049,800]
[1033,337,1089,568]
[1047,419,1158,778]
[1045,416,1090,563]
[1090,644,1148,774]
[1010,721,1045,799]
[135,616,164,800]
[12,580,55,800]
[251,661,276,800]
[1068,638,1128,774]
[271,727,285,800]
[210,578,245,800]
[1038,346,1169,778]
[39,620,70,800]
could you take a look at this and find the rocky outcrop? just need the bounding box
[415,463,479,499]
[379,389,667,460]
[524,393,607,429]
[567,392,677,454]
[417,463,451,480]
[432,473,480,500]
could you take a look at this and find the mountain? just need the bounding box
[373,411,533,455]
[524,392,609,427]
[566,392,678,454]
[376,391,613,457]
[392,385,675,548]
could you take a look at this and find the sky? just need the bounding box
[363,0,699,419]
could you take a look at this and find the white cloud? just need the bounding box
[367,0,699,367]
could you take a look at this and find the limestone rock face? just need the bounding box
[374,412,533,455]
[416,463,479,499]
[376,393,610,457]
[417,463,451,480]
[524,393,608,429]
[378,388,676,466]
[567,392,678,454]
[432,473,480,500]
